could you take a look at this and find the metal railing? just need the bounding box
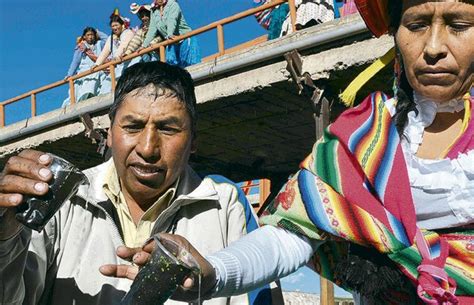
[0,0,297,127]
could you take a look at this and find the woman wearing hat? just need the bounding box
[95,9,134,95]
[123,2,163,64]
[142,0,201,68]
[114,0,473,304]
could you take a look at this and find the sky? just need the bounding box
[0,0,351,298]
[0,0,268,125]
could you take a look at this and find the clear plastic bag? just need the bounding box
[121,236,201,305]
[15,154,89,231]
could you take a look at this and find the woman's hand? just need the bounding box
[78,43,87,52]
[100,233,217,302]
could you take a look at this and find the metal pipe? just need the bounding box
[191,19,367,81]
[0,96,114,143]
[0,0,287,108]
[0,19,368,144]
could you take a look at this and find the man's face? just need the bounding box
[107,85,195,207]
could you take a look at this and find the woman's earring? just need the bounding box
[392,50,403,98]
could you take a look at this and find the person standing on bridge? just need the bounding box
[95,9,134,95]
[108,0,474,304]
[62,27,107,107]
[143,0,201,68]
[280,0,335,36]
[0,61,280,305]
[122,3,164,66]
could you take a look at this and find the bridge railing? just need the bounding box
[0,0,297,127]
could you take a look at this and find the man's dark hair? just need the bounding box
[109,61,197,134]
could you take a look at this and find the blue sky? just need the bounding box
[281,266,351,297]
[0,0,267,124]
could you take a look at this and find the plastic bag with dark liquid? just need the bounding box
[121,236,201,305]
[15,154,89,232]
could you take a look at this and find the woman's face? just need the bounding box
[139,11,150,26]
[111,21,123,36]
[396,0,474,102]
[83,31,96,45]
[155,0,165,6]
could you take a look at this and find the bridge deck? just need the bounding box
[0,15,394,183]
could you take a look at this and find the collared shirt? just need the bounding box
[102,161,178,247]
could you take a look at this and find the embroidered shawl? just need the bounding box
[260,92,474,304]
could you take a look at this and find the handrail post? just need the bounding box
[159,46,166,62]
[320,269,335,305]
[217,24,225,55]
[0,0,291,127]
[69,79,76,105]
[31,93,37,118]
[110,64,116,94]
[0,104,4,127]
[288,0,297,33]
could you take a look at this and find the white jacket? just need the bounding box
[0,160,274,305]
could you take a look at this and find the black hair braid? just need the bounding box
[393,72,416,137]
[387,1,417,137]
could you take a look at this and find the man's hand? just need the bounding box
[99,245,142,280]
[0,150,52,239]
[100,233,217,301]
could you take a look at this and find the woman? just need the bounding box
[281,0,335,36]
[103,0,473,304]
[123,2,163,65]
[95,10,134,95]
[253,0,290,40]
[62,27,106,107]
[142,0,200,68]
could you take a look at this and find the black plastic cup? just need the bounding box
[121,236,201,305]
[15,154,88,232]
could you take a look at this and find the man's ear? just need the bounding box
[107,126,113,148]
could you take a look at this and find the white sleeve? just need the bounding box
[95,36,111,66]
[114,30,135,59]
[206,225,323,297]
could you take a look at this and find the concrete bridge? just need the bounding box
[0,14,394,188]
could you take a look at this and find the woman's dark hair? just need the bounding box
[388,0,403,30]
[387,0,416,137]
[110,62,198,135]
[82,27,97,37]
[82,27,99,43]
[138,9,150,20]
[109,15,125,26]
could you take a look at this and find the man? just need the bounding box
[0,62,275,305]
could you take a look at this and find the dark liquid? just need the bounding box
[15,156,88,232]
[120,253,191,305]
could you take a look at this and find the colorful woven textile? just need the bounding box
[260,92,474,304]
[253,0,274,29]
[354,0,389,37]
